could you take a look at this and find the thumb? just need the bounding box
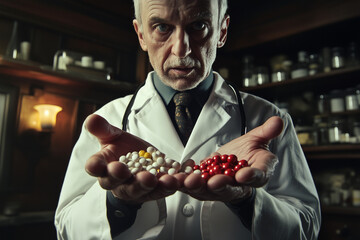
[248,116,284,143]
[85,114,122,144]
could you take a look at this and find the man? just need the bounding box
[55,0,321,239]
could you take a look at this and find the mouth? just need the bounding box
[169,66,195,76]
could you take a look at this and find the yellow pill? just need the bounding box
[139,150,146,157]
[143,152,152,159]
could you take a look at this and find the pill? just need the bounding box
[156,157,165,166]
[168,168,176,175]
[149,168,157,175]
[147,146,155,153]
[184,166,193,174]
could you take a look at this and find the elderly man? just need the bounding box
[55,0,321,239]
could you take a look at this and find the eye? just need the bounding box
[191,21,206,31]
[156,24,171,33]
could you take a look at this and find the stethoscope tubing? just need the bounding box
[121,81,247,135]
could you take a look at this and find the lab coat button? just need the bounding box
[182,203,194,217]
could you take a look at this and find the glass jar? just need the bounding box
[329,90,345,113]
[254,66,269,85]
[241,55,256,87]
[347,42,360,67]
[308,53,320,76]
[317,94,329,114]
[291,51,309,79]
[331,47,346,69]
[328,118,344,144]
[345,88,359,111]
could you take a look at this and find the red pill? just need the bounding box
[224,168,235,177]
[212,165,222,175]
[221,154,228,163]
[238,159,248,168]
[193,165,200,170]
[201,172,210,181]
[212,155,221,163]
[227,154,238,165]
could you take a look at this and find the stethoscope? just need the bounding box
[121,79,247,136]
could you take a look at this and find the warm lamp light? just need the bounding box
[34,104,62,130]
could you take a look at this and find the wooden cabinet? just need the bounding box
[216,0,360,239]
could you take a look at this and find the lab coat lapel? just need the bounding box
[131,77,184,157]
[184,74,237,160]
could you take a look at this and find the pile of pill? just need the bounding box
[193,154,249,181]
[119,146,181,176]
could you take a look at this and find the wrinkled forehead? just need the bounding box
[140,0,217,23]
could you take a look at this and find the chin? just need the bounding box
[170,78,200,91]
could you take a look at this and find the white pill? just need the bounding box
[146,165,153,171]
[149,168,157,175]
[146,158,153,165]
[147,146,155,153]
[126,152,131,158]
[134,162,141,168]
[132,154,139,161]
[165,158,174,167]
[194,169,201,174]
[168,168,176,175]
[139,157,146,165]
[119,155,127,162]
[131,168,140,174]
[152,162,159,168]
[127,161,134,167]
[160,166,168,173]
[156,157,165,166]
[172,161,180,170]
[184,166,193,174]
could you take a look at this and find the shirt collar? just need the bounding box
[152,71,214,106]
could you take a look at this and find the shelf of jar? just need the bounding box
[315,110,360,118]
[302,144,360,160]
[0,56,137,93]
[238,66,360,101]
[322,206,360,216]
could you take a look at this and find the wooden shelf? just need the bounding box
[303,144,360,160]
[238,66,360,101]
[322,206,360,216]
[0,56,137,103]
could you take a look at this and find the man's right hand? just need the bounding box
[85,114,180,204]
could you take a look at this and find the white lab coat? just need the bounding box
[55,72,321,240]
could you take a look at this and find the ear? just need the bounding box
[217,15,230,48]
[133,19,148,52]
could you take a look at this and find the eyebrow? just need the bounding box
[148,10,212,26]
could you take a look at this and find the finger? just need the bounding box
[247,116,283,144]
[85,114,121,144]
[207,174,235,191]
[183,173,206,192]
[86,114,150,151]
[85,153,108,177]
[113,171,158,201]
[180,159,195,172]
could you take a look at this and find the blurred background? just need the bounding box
[0,0,359,239]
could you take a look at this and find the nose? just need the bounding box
[171,28,191,58]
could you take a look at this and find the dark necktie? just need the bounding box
[173,92,194,144]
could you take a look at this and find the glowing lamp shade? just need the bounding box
[34,104,62,130]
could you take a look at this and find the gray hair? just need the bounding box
[133,0,228,30]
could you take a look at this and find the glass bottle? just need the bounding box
[241,55,256,87]
[331,47,345,69]
[328,118,344,144]
[5,21,20,59]
[352,174,360,207]
[308,53,320,76]
[346,42,360,67]
[291,51,309,79]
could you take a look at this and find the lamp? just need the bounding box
[33,104,62,131]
